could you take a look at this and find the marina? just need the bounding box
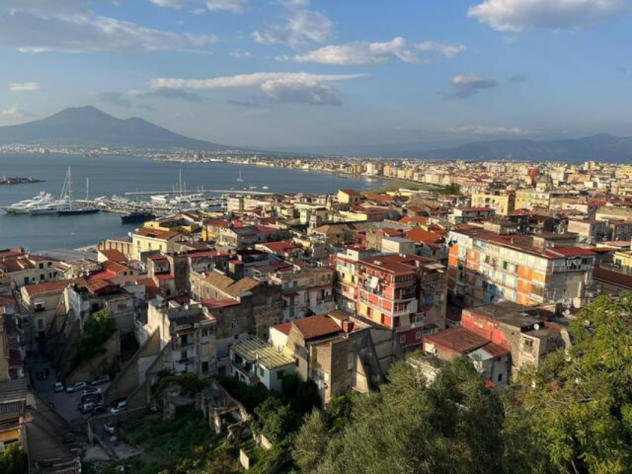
[0,153,383,250]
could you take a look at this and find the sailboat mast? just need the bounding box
[68,168,73,210]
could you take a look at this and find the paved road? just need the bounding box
[28,354,111,424]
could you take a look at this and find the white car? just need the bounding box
[91,375,111,386]
[66,381,88,393]
[110,399,127,415]
[82,387,102,396]
[53,381,65,393]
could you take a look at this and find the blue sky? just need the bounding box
[0,0,631,148]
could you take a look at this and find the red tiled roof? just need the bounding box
[22,279,75,296]
[425,326,489,354]
[271,322,292,336]
[98,249,126,263]
[292,315,340,340]
[593,267,632,289]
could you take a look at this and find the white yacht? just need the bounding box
[2,192,54,215]
[30,199,65,215]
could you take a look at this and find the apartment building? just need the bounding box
[271,311,385,405]
[448,229,596,309]
[335,248,447,350]
[450,207,495,224]
[269,265,336,322]
[471,192,516,216]
[0,250,60,287]
[567,219,608,243]
[20,279,74,339]
[143,298,217,377]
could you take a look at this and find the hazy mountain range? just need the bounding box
[0,106,238,151]
[1,106,631,163]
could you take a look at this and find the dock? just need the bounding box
[123,189,274,197]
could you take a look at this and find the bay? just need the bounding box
[0,153,383,251]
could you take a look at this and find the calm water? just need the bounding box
[0,154,382,251]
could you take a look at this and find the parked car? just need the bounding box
[91,375,111,386]
[110,399,127,415]
[66,381,87,393]
[82,392,103,404]
[103,422,116,436]
[78,401,98,414]
[53,381,65,393]
[91,406,108,417]
[82,387,102,396]
[36,369,50,381]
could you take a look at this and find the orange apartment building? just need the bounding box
[335,248,447,350]
[448,229,596,309]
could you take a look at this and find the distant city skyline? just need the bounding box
[0,0,631,148]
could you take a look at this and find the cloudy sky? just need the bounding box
[0,0,631,148]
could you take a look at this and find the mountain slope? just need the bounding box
[0,106,238,151]
[398,134,632,163]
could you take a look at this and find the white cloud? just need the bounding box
[150,72,363,105]
[253,9,333,49]
[230,49,252,59]
[0,1,216,53]
[444,74,498,99]
[469,0,632,32]
[8,82,40,92]
[0,104,32,122]
[150,0,248,13]
[281,37,465,65]
[447,125,532,136]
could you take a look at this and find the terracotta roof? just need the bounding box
[98,249,126,263]
[22,279,75,297]
[135,227,180,240]
[425,326,489,354]
[339,189,361,196]
[593,267,632,289]
[292,315,340,340]
[405,228,445,244]
[271,322,292,335]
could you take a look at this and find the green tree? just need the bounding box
[516,294,632,474]
[75,310,117,359]
[252,397,299,444]
[0,443,28,474]
[292,410,329,472]
[309,359,507,474]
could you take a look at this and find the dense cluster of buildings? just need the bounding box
[2,158,632,470]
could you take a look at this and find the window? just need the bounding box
[524,339,534,347]
[399,335,407,344]
[39,263,44,270]
[202,361,209,373]
[415,331,422,340]
[37,319,44,329]
[181,335,188,346]
[201,328,209,338]
[180,350,187,361]
[260,367,265,377]
[497,373,503,382]
[277,370,284,380]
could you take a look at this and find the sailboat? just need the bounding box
[236,169,244,182]
[57,168,99,216]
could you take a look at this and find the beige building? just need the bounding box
[132,227,184,259]
[471,192,515,216]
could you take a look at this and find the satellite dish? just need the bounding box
[533,323,540,331]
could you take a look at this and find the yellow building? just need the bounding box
[471,193,515,216]
[132,227,183,259]
[613,250,632,273]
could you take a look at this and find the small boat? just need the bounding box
[262,186,269,190]
[237,170,244,182]
[121,210,155,224]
